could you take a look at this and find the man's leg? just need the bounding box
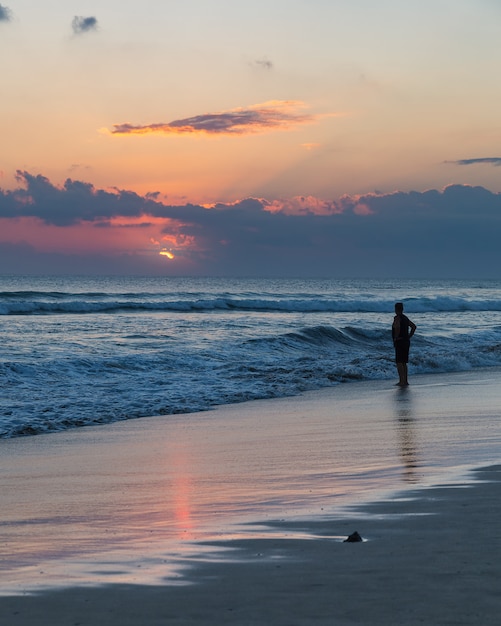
[396,362,408,386]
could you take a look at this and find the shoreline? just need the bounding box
[1,464,500,624]
[2,368,501,623]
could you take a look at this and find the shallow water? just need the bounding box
[2,276,501,438]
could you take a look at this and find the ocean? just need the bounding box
[2,275,501,439]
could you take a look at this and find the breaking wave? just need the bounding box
[2,291,501,315]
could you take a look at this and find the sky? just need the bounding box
[1,0,501,278]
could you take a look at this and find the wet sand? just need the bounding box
[2,466,501,625]
[1,369,501,623]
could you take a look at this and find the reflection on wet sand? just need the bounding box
[393,388,419,482]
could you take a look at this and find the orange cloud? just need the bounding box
[110,101,319,137]
[149,232,198,260]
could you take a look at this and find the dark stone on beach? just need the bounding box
[344,531,363,543]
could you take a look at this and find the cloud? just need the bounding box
[253,57,273,70]
[447,157,501,167]
[0,171,158,226]
[72,16,98,35]
[110,101,318,136]
[1,172,501,278]
[0,4,12,21]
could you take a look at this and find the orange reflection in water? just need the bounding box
[157,444,198,540]
[169,449,195,532]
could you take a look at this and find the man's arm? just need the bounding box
[392,317,400,342]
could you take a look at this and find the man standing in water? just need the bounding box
[392,302,417,386]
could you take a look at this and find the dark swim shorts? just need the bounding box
[394,339,410,363]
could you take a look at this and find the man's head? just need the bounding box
[395,302,404,313]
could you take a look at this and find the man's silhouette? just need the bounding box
[392,302,416,386]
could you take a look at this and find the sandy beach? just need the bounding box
[2,466,500,625]
[1,369,501,624]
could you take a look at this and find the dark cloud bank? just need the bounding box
[1,171,501,278]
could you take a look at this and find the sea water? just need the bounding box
[1,276,501,438]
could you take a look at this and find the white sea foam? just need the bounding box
[2,293,501,315]
[1,276,501,438]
